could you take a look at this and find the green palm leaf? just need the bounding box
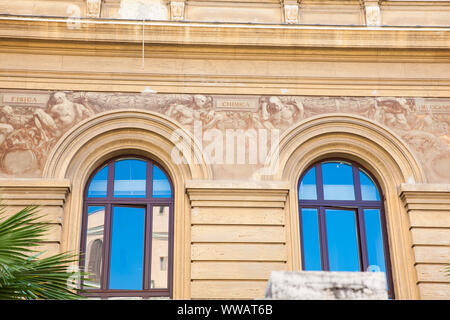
[0,204,90,299]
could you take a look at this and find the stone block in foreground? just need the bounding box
[264,271,388,300]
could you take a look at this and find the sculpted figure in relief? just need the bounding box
[195,95,224,130]
[260,96,304,129]
[34,92,94,140]
[373,98,411,131]
[166,103,201,127]
[0,92,95,175]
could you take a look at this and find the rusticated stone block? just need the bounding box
[264,271,388,300]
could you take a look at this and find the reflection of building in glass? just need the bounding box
[151,206,169,289]
[83,204,170,290]
[85,207,105,288]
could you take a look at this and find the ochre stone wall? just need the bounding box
[1,1,449,300]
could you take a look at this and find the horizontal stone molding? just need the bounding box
[0,179,71,202]
[1,16,450,49]
[186,181,289,207]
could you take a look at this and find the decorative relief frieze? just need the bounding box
[0,90,449,183]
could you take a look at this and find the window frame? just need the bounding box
[298,159,395,299]
[79,155,174,299]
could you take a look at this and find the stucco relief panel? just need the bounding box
[0,90,448,183]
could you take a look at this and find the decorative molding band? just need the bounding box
[1,71,450,97]
[1,16,450,49]
[0,179,71,206]
[186,180,289,207]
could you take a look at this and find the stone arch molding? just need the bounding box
[43,109,212,181]
[43,109,212,299]
[273,114,424,300]
[265,113,425,184]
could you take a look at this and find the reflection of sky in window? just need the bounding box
[364,209,388,290]
[114,159,147,198]
[360,170,380,201]
[299,167,317,200]
[152,165,172,198]
[301,208,321,270]
[322,162,355,201]
[109,206,145,290]
[88,166,108,198]
[326,209,360,271]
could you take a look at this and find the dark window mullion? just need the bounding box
[146,160,153,199]
[353,165,362,202]
[85,198,173,205]
[107,161,115,200]
[143,204,153,290]
[318,206,329,271]
[316,163,324,201]
[356,207,369,272]
[298,200,382,207]
[102,203,112,290]
[298,206,306,270]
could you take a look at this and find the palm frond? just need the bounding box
[0,204,90,299]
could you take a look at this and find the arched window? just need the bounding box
[298,160,394,298]
[80,156,174,299]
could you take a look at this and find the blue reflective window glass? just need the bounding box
[360,170,380,201]
[87,166,108,198]
[109,206,145,290]
[301,208,321,271]
[325,209,360,271]
[364,209,387,274]
[113,159,147,198]
[299,167,317,200]
[152,165,172,198]
[322,162,355,201]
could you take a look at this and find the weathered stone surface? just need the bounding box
[264,271,388,300]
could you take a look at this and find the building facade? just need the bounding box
[0,0,449,299]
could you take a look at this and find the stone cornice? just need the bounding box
[399,184,450,211]
[0,179,71,192]
[0,179,71,204]
[1,15,450,49]
[186,180,289,207]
